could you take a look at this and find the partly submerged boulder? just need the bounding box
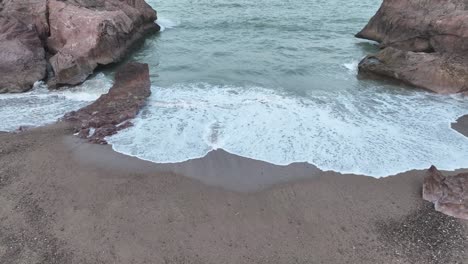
[47,0,160,86]
[356,0,468,94]
[0,16,47,93]
[64,62,151,144]
[358,47,468,94]
[423,166,468,220]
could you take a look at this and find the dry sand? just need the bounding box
[0,123,467,264]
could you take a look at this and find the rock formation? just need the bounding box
[0,0,50,40]
[356,0,468,53]
[0,16,47,93]
[452,115,468,137]
[0,0,159,93]
[47,0,160,86]
[357,0,468,94]
[358,48,468,94]
[423,166,468,220]
[64,62,151,144]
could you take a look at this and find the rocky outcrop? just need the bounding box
[356,0,468,52]
[358,48,468,94]
[423,166,468,220]
[64,62,151,144]
[356,0,468,53]
[0,0,159,93]
[357,0,468,94]
[0,0,49,40]
[452,115,468,138]
[47,0,160,86]
[0,16,47,93]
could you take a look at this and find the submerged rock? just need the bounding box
[358,47,468,94]
[423,166,468,220]
[357,0,468,93]
[64,62,151,144]
[47,0,160,86]
[0,16,47,93]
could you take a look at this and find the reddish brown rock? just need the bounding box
[0,0,158,92]
[47,0,160,86]
[358,47,468,94]
[64,62,151,144]
[0,0,49,40]
[357,0,468,93]
[423,166,468,220]
[0,16,47,93]
[356,0,468,53]
[429,11,468,54]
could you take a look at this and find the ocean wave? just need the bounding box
[156,18,179,32]
[107,83,468,177]
[343,60,359,73]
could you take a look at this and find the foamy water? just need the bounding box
[156,17,179,32]
[0,74,112,131]
[343,61,359,73]
[108,84,468,177]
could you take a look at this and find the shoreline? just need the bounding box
[0,123,467,263]
[72,134,468,192]
[1,0,468,262]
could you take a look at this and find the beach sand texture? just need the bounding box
[0,124,466,264]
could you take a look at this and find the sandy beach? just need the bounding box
[0,123,467,264]
[2,0,468,263]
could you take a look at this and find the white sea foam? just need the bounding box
[343,60,359,73]
[0,74,112,132]
[156,18,179,32]
[107,83,468,177]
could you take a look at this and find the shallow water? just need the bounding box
[0,75,112,131]
[1,0,468,176]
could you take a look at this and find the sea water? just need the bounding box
[1,0,468,176]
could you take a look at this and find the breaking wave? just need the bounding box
[156,18,179,32]
[107,83,468,177]
[0,74,112,132]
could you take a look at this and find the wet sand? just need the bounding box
[0,123,467,264]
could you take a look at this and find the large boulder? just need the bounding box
[47,0,160,86]
[0,0,158,93]
[358,47,468,94]
[451,115,468,138]
[423,166,468,220]
[0,16,47,93]
[356,0,468,53]
[64,62,151,144]
[429,11,468,54]
[0,0,49,40]
[356,0,468,94]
